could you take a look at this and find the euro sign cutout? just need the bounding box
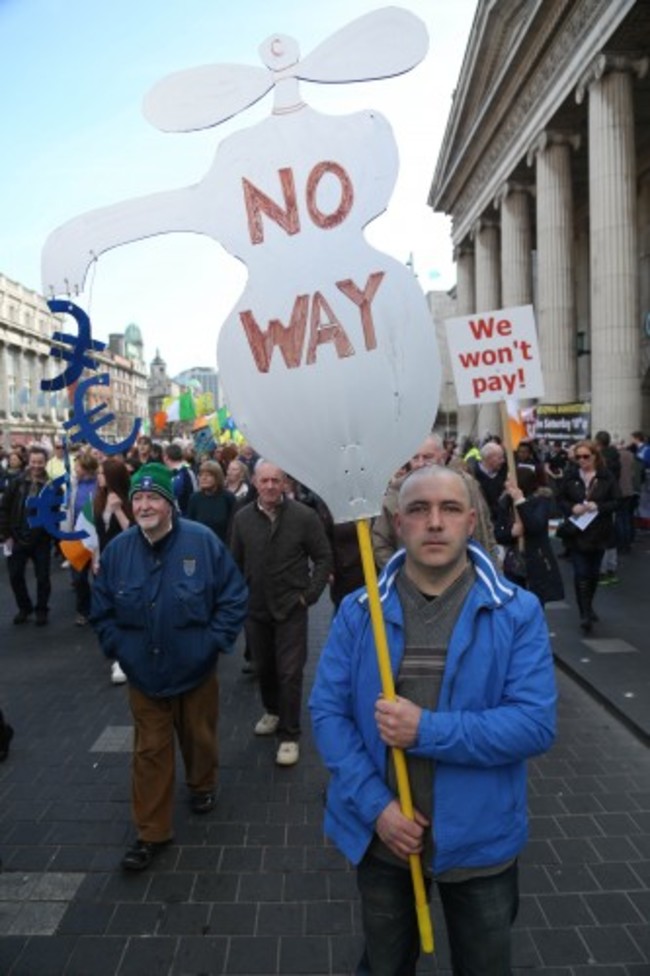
[41,300,106,392]
[63,373,141,455]
[25,476,87,540]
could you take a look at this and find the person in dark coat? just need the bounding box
[556,440,619,632]
[495,466,564,607]
[186,460,236,543]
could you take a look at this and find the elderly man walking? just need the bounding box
[91,462,248,871]
[230,460,332,767]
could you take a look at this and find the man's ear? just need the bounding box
[467,508,477,538]
[393,510,402,541]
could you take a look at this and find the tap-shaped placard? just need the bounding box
[41,6,441,521]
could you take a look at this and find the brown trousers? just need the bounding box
[128,670,219,842]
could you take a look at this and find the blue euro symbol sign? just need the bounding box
[25,476,87,540]
[41,300,106,392]
[63,373,141,456]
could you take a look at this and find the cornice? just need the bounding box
[432,0,637,244]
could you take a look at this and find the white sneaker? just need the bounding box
[111,662,127,685]
[254,713,279,736]
[276,742,299,766]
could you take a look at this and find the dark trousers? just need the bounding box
[7,540,51,614]
[245,605,308,741]
[356,854,519,976]
[71,565,92,617]
[615,496,636,550]
[128,670,219,843]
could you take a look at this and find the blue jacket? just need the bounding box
[309,541,556,875]
[91,517,248,697]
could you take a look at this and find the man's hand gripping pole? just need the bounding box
[355,518,434,955]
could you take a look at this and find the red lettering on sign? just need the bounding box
[305,292,355,365]
[468,317,512,339]
[239,295,309,372]
[336,272,384,351]
[306,161,354,230]
[243,168,299,245]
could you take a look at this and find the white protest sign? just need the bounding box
[444,304,544,405]
[41,9,440,522]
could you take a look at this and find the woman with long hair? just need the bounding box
[93,457,133,684]
[556,439,619,632]
[186,460,235,543]
[224,458,252,502]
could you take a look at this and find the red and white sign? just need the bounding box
[444,305,544,405]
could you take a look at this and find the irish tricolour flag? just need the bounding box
[59,498,98,571]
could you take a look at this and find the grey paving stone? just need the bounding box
[193,873,238,904]
[579,924,645,965]
[116,935,178,976]
[238,872,283,903]
[106,902,163,935]
[225,935,278,974]
[208,901,257,936]
[283,871,328,903]
[531,926,591,966]
[63,936,127,976]
[257,902,304,936]
[8,934,76,975]
[583,891,644,925]
[56,901,115,935]
[589,861,645,891]
[157,902,210,936]
[146,872,195,905]
[279,935,329,974]
[305,900,353,936]
[537,893,595,927]
[9,902,69,936]
[0,936,27,975]
[172,935,228,975]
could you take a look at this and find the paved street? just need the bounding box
[1,536,649,976]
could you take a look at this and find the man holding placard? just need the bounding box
[310,465,556,975]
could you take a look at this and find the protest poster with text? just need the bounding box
[444,305,544,406]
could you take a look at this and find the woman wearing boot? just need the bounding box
[557,440,619,632]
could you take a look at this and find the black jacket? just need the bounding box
[0,471,51,547]
[494,491,564,604]
[556,467,619,552]
[230,498,332,621]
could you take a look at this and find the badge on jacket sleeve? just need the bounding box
[183,558,196,577]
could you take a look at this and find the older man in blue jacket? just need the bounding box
[92,462,248,871]
[310,465,556,975]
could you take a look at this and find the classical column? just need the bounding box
[472,218,501,438]
[0,343,9,420]
[453,241,477,440]
[495,182,533,307]
[527,131,579,405]
[576,53,648,436]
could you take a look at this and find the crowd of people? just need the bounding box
[1,424,649,974]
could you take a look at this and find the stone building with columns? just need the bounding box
[429,0,650,441]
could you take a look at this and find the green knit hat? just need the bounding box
[129,462,175,505]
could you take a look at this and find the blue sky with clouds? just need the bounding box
[1,0,476,375]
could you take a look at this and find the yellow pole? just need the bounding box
[355,517,434,954]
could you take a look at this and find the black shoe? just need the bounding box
[35,610,48,626]
[13,609,31,625]
[121,838,172,872]
[190,792,215,815]
[0,723,13,762]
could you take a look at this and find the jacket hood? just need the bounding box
[364,540,514,610]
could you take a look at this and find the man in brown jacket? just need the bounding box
[230,460,332,766]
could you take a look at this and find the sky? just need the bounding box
[1,0,477,378]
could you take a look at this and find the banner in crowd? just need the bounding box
[523,402,591,443]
